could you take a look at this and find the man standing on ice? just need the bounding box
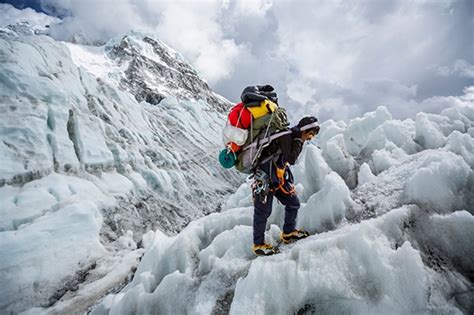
[252,116,320,256]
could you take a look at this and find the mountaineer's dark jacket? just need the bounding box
[258,130,303,189]
[260,130,303,166]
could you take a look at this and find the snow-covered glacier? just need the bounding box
[93,96,474,314]
[0,24,241,314]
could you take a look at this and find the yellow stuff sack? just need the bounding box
[246,100,278,119]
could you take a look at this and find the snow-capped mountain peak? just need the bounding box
[66,32,229,112]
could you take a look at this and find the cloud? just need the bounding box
[4,0,473,122]
[43,0,151,41]
[216,0,472,121]
[0,3,59,28]
[41,0,245,83]
[151,1,244,83]
[434,59,474,78]
[286,78,316,105]
[268,0,473,121]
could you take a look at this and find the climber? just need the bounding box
[252,116,320,256]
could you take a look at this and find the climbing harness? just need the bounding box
[270,162,296,196]
[251,169,270,204]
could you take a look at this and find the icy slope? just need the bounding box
[0,27,240,313]
[94,98,474,314]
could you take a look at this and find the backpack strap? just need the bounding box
[259,148,282,165]
[242,129,292,152]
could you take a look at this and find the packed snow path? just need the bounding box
[93,104,474,314]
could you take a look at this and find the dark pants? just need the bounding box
[253,190,300,245]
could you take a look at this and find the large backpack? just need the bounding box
[234,108,290,173]
[219,86,290,173]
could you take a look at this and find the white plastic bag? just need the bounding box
[222,123,249,146]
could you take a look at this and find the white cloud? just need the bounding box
[39,0,245,83]
[3,0,473,121]
[45,0,152,41]
[434,59,474,78]
[151,1,244,83]
[0,3,59,28]
[256,0,472,121]
[274,1,367,86]
[286,78,316,105]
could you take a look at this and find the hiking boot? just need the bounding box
[252,243,278,256]
[280,229,310,244]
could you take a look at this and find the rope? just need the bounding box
[237,105,245,127]
[242,130,292,152]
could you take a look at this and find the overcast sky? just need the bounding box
[2,0,473,122]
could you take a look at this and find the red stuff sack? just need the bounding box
[228,102,252,129]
